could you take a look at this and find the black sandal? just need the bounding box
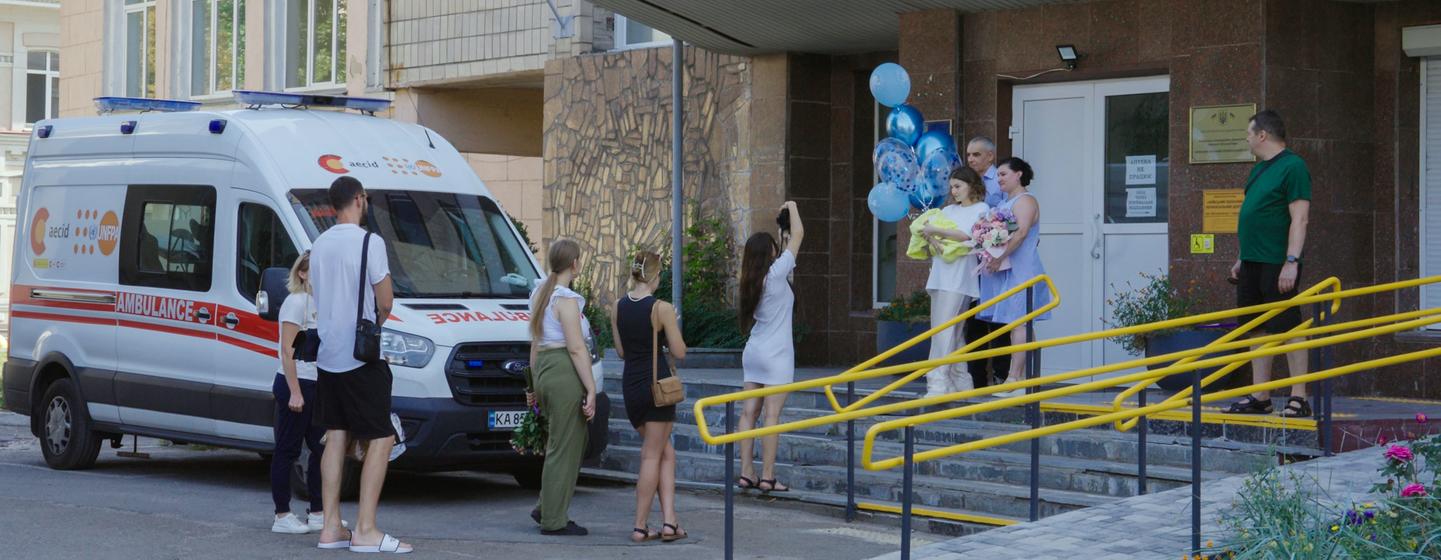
[1226,396,1273,415]
[1279,396,1313,418]
[631,526,661,542]
[662,523,688,543]
[736,476,757,490]
[758,479,789,493]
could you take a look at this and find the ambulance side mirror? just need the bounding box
[258,267,291,322]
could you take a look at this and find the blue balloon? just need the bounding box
[885,105,924,146]
[908,186,945,211]
[914,130,958,164]
[868,182,910,223]
[869,63,911,108]
[874,141,919,191]
[920,149,963,197]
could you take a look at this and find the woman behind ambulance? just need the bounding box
[267,252,334,534]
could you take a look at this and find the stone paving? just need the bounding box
[869,446,1387,559]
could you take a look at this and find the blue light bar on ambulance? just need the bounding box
[93,97,201,114]
[232,90,391,114]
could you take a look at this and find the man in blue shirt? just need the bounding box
[967,136,1005,207]
[962,136,1010,388]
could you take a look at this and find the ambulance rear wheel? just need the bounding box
[39,378,102,470]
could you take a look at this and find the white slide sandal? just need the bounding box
[317,529,352,550]
[349,534,412,554]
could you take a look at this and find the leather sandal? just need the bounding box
[1279,396,1312,418]
[662,523,688,543]
[758,479,789,493]
[631,526,661,543]
[736,476,757,490]
[1225,396,1273,415]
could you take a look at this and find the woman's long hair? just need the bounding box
[738,232,778,334]
[529,238,581,339]
[948,166,987,206]
[286,251,311,294]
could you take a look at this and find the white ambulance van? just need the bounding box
[1,92,604,489]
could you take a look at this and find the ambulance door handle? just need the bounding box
[196,307,212,324]
[223,312,239,329]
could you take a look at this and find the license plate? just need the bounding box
[488,410,526,431]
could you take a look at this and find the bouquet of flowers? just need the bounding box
[964,207,1018,272]
[510,368,548,456]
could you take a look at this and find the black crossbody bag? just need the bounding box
[353,232,382,363]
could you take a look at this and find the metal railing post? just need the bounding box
[1316,304,1335,456]
[1026,286,1040,522]
[725,400,735,560]
[1191,370,1202,554]
[901,425,915,560]
[846,381,857,521]
[1137,388,1148,495]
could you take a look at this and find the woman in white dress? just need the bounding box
[918,167,990,397]
[735,201,804,494]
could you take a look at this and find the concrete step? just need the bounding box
[609,395,1291,476]
[604,374,1324,452]
[596,444,1115,521]
[605,417,1225,499]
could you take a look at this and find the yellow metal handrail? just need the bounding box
[859,297,1441,470]
[1108,278,1344,432]
[820,275,1061,413]
[694,275,1437,447]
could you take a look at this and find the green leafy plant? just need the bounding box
[655,207,745,349]
[572,269,613,353]
[877,291,931,324]
[1104,271,1201,355]
[510,382,548,456]
[507,211,538,255]
[1206,421,1441,559]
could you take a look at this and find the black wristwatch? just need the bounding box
[1285,255,1301,264]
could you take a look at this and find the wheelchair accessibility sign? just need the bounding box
[1190,234,1215,254]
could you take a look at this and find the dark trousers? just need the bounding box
[963,301,1012,388]
[271,373,325,515]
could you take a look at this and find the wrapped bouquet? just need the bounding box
[965,207,1018,272]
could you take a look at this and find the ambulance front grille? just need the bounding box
[444,342,530,406]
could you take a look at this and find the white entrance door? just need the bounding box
[1010,76,1171,377]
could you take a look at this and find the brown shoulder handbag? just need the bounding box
[650,302,685,407]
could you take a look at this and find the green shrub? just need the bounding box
[877,291,930,324]
[1104,271,1201,355]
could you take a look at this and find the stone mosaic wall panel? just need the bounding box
[542,46,752,306]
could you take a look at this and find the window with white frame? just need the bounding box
[613,15,671,50]
[1422,57,1441,325]
[25,51,58,125]
[190,0,247,97]
[873,100,896,305]
[286,0,347,89]
[125,0,158,98]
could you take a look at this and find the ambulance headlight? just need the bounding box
[381,329,435,368]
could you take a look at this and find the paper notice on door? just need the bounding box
[1126,155,1157,185]
[1126,188,1157,218]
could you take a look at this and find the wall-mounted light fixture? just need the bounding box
[1056,45,1079,70]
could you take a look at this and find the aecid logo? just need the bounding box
[29,207,48,255]
[318,154,349,174]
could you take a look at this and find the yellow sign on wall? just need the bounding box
[1190,104,1257,164]
[1190,234,1215,254]
[1203,189,1245,233]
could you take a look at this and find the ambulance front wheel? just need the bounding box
[39,378,103,470]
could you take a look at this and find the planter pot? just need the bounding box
[1145,329,1240,393]
[875,320,932,367]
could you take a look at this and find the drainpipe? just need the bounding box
[671,38,684,327]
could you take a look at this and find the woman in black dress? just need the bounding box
[611,250,688,543]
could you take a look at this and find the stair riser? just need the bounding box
[597,449,1088,520]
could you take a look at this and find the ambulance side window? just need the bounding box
[119,185,217,291]
[237,203,298,302]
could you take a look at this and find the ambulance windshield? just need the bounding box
[289,189,540,299]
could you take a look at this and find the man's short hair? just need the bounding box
[328,176,364,212]
[1249,110,1287,141]
[967,136,996,153]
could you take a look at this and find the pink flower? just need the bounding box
[1418,413,1428,424]
[1402,483,1428,498]
[1385,445,1415,463]
[1378,435,1389,445]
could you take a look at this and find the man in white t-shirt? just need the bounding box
[309,176,411,554]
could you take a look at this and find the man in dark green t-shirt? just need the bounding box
[1227,110,1312,418]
